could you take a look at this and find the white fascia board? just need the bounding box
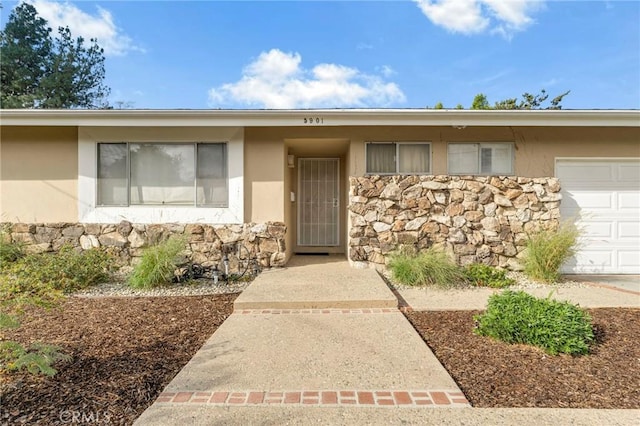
[1,109,639,127]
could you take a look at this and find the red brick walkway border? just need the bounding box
[236,308,398,315]
[155,390,469,407]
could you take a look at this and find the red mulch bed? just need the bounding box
[405,308,640,408]
[1,295,237,425]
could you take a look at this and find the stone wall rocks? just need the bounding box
[2,221,287,270]
[348,175,561,270]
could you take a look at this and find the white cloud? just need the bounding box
[356,42,374,50]
[26,0,141,56]
[378,65,397,78]
[208,49,406,109]
[413,0,544,36]
[414,0,489,34]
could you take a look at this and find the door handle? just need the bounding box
[333,198,339,207]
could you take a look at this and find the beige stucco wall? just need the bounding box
[244,133,285,223]
[244,125,639,258]
[0,126,78,222]
[1,124,637,248]
[349,126,640,177]
[512,127,640,176]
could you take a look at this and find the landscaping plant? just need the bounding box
[2,245,114,294]
[0,244,113,376]
[464,263,515,288]
[522,221,581,283]
[474,290,594,355]
[0,232,25,263]
[388,246,468,288]
[128,236,186,288]
[1,271,69,377]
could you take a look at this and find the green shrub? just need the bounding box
[388,246,467,288]
[0,340,71,377]
[474,290,594,355]
[2,245,114,294]
[522,222,581,283]
[1,255,72,377]
[0,233,25,264]
[128,236,186,289]
[464,264,515,288]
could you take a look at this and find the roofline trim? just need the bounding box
[1,108,639,127]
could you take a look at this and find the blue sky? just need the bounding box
[2,0,639,109]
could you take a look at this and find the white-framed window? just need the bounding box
[366,142,431,174]
[448,143,514,175]
[79,127,244,224]
[97,142,228,207]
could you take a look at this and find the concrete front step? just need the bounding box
[234,255,397,310]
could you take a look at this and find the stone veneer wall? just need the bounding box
[1,221,287,269]
[348,175,562,270]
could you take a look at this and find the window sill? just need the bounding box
[80,205,242,224]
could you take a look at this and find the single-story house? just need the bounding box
[1,109,639,274]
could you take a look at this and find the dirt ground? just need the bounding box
[406,308,640,408]
[1,295,237,425]
[1,296,638,425]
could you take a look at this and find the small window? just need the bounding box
[97,143,128,206]
[448,143,513,175]
[97,142,228,207]
[366,142,431,174]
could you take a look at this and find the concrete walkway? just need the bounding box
[135,256,639,425]
[397,277,640,312]
[398,283,640,312]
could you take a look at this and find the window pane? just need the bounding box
[97,143,127,206]
[489,144,512,174]
[480,147,493,174]
[197,143,228,207]
[399,144,430,173]
[366,143,396,173]
[130,144,195,205]
[448,144,479,174]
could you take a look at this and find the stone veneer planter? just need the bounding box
[1,221,287,269]
[348,175,562,270]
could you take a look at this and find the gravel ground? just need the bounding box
[381,269,591,291]
[78,269,589,299]
[73,271,589,297]
[72,278,251,298]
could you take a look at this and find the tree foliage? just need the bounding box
[471,93,490,110]
[433,90,570,110]
[1,3,110,109]
[472,89,570,110]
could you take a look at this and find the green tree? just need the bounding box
[471,93,490,110]
[1,3,110,109]
[434,101,444,109]
[0,3,53,108]
[471,90,570,110]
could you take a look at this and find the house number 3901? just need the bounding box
[303,117,324,124]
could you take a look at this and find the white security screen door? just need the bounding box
[298,158,340,246]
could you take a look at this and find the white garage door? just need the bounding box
[557,159,640,274]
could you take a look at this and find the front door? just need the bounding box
[297,158,340,247]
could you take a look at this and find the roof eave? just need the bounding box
[1,109,638,127]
